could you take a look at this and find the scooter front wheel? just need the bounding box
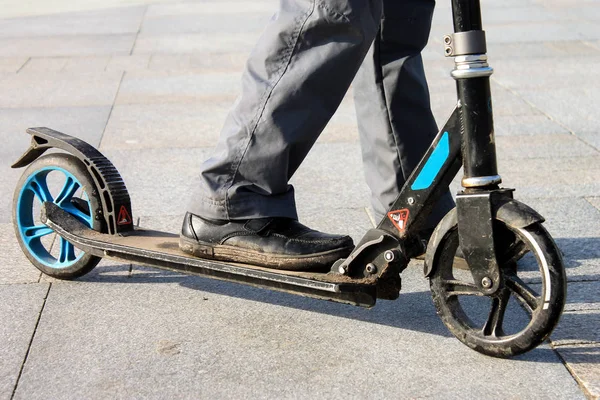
[429,217,566,358]
[13,153,103,279]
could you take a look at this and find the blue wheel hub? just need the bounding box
[16,166,94,268]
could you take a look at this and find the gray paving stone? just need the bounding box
[587,197,600,212]
[100,101,229,149]
[431,85,544,119]
[115,71,240,105]
[0,35,136,57]
[496,134,599,160]
[105,54,150,72]
[517,88,600,135]
[499,156,600,175]
[564,281,600,312]
[99,142,372,222]
[590,40,600,52]
[188,52,248,72]
[140,13,270,35]
[0,106,111,155]
[488,41,600,60]
[554,344,600,399]
[147,52,249,73]
[0,168,22,225]
[513,197,600,280]
[318,122,359,144]
[419,46,447,62]
[0,283,48,399]
[137,215,186,234]
[493,57,600,90]
[494,115,570,136]
[499,160,600,199]
[0,223,41,284]
[0,1,597,397]
[0,57,28,72]
[292,143,372,213]
[422,60,454,81]
[18,57,67,72]
[489,86,545,117]
[522,197,600,239]
[578,132,600,152]
[63,56,110,72]
[482,6,563,23]
[99,147,212,217]
[429,20,581,46]
[132,33,262,55]
[0,6,145,37]
[13,279,583,399]
[0,72,123,108]
[147,54,191,71]
[145,2,276,18]
[38,261,132,284]
[485,22,582,44]
[552,310,600,345]
[576,21,600,40]
[102,95,353,149]
[547,3,600,20]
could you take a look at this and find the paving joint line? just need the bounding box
[10,282,52,400]
[567,277,600,283]
[98,70,125,150]
[550,341,596,400]
[583,197,600,214]
[582,40,600,53]
[0,281,45,286]
[491,77,600,153]
[15,57,30,74]
[129,5,148,56]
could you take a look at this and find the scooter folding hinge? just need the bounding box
[331,229,408,282]
[456,191,503,295]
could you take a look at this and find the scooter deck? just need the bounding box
[41,203,377,307]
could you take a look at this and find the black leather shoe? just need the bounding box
[179,212,354,271]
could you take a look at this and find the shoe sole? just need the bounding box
[179,236,353,271]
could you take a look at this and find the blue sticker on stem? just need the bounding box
[411,132,450,191]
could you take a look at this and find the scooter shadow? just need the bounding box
[83,264,451,337]
[80,264,567,364]
[554,237,600,269]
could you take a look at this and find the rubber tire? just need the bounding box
[13,153,103,279]
[429,219,567,358]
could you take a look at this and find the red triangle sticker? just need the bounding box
[387,209,410,232]
[117,205,132,226]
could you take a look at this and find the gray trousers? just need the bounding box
[190,0,454,227]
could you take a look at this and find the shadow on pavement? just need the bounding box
[73,264,572,364]
[555,237,600,269]
[80,265,453,337]
[555,311,600,344]
[554,344,600,365]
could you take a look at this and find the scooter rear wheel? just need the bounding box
[13,153,103,279]
[429,218,566,358]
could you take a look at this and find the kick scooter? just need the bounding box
[11,0,566,358]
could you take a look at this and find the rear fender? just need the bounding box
[12,127,133,235]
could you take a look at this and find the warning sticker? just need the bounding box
[117,205,132,226]
[387,209,410,232]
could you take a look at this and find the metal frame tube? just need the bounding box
[452,0,482,32]
[451,0,501,188]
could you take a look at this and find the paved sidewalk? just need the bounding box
[1,0,599,398]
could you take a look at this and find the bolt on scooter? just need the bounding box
[10,0,566,358]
